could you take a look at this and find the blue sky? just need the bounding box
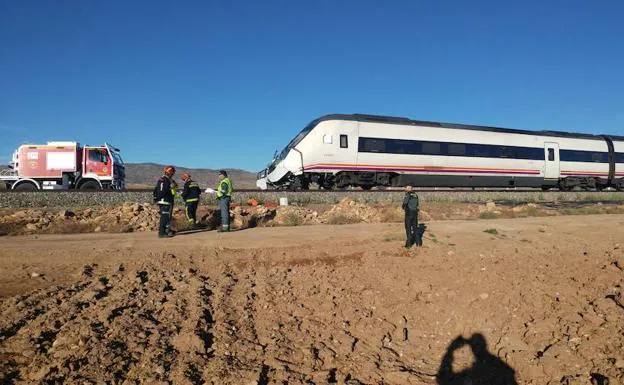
[1,1,623,171]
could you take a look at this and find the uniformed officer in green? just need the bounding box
[216,170,233,232]
[402,185,420,248]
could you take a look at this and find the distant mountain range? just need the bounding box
[124,163,257,189]
[0,163,259,190]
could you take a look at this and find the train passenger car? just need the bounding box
[256,114,624,191]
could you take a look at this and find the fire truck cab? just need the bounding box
[1,142,125,190]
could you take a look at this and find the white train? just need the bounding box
[256,114,624,191]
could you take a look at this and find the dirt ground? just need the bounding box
[1,215,623,385]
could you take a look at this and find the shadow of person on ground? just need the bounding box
[590,373,610,385]
[172,226,213,236]
[437,333,518,385]
[174,224,249,236]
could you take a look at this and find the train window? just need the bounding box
[470,144,490,158]
[323,134,333,144]
[340,135,348,148]
[547,148,555,161]
[357,136,545,160]
[362,138,385,152]
[448,143,466,156]
[422,142,441,155]
[498,146,513,158]
[561,150,608,163]
[391,139,408,154]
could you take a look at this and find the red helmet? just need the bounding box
[182,172,191,181]
[163,166,176,176]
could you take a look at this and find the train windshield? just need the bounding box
[286,119,317,150]
[275,119,319,162]
[265,118,319,172]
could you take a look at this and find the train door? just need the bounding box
[544,142,560,180]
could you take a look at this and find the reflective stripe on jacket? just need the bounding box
[153,175,174,205]
[182,179,201,203]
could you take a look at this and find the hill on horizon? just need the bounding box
[125,163,257,189]
[0,163,258,190]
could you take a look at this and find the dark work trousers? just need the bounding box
[158,204,172,236]
[185,201,198,225]
[218,197,231,230]
[404,209,419,247]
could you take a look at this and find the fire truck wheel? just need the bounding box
[14,182,38,191]
[79,181,101,190]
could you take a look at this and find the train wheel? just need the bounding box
[290,178,309,191]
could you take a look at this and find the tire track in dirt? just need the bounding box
[250,260,440,385]
[202,264,270,384]
[0,257,223,384]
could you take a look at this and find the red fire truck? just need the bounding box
[0,142,125,190]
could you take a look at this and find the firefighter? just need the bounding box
[215,170,233,232]
[401,185,420,248]
[153,166,176,238]
[181,172,201,228]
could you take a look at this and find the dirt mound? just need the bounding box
[319,197,381,224]
[0,204,275,236]
[3,201,624,236]
[272,206,317,226]
[230,205,276,229]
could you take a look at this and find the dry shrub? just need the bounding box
[383,232,404,242]
[559,205,624,216]
[525,206,546,217]
[479,211,499,219]
[379,208,403,223]
[45,220,98,234]
[326,213,360,225]
[101,223,135,233]
[283,213,303,226]
[0,222,16,236]
[501,206,548,218]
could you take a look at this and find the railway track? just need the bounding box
[0,188,621,193]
